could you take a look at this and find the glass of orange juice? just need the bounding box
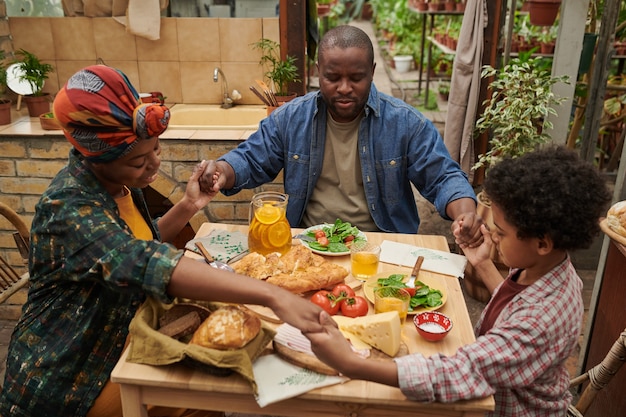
[350,241,380,281]
[374,287,410,324]
[248,192,292,256]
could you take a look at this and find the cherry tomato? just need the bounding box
[404,287,417,298]
[343,235,355,243]
[317,236,329,246]
[314,229,326,239]
[340,296,369,318]
[310,290,340,315]
[331,284,356,300]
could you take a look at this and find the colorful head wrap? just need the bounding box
[53,65,170,163]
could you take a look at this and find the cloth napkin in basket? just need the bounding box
[185,229,248,262]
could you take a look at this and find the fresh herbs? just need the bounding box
[375,273,443,311]
[305,218,365,253]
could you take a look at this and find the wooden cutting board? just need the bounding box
[272,340,409,376]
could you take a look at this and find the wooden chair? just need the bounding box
[567,328,626,416]
[0,202,30,304]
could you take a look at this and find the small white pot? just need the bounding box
[393,55,413,73]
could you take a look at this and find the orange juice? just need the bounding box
[350,252,380,279]
[374,297,409,324]
[248,193,292,255]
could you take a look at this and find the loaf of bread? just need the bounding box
[189,305,261,350]
[607,201,626,237]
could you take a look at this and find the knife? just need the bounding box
[406,255,425,288]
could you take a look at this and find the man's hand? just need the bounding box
[451,211,485,248]
[199,160,233,193]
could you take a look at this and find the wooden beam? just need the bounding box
[280,0,307,96]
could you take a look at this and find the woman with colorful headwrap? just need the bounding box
[0,65,324,417]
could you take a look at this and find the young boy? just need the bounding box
[305,146,611,417]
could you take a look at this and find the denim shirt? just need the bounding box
[221,84,476,233]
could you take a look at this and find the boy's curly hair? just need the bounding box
[483,146,611,251]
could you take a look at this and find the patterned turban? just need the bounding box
[53,65,170,163]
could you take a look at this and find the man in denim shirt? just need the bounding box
[203,25,482,244]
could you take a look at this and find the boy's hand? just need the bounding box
[458,223,493,266]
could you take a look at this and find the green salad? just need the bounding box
[305,218,366,253]
[375,273,443,311]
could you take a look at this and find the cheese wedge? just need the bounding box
[332,315,372,350]
[336,311,402,357]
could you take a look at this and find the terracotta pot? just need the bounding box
[409,0,428,11]
[540,41,555,54]
[427,3,441,12]
[0,99,11,125]
[24,94,51,117]
[39,112,62,130]
[317,4,331,17]
[527,0,562,27]
[444,1,455,12]
[456,2,466,12]
[274,92,297,105]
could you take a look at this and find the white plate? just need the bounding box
[299,223,366,257]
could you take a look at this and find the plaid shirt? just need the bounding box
[395,258,583,417]
[0,149,181,417]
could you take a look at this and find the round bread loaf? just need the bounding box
[190,305,261,350]
[607,200,626,237]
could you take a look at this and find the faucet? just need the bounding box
[213,67,233,109]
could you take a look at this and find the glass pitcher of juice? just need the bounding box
[248,191,292,255]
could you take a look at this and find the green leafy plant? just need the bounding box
[251,39,300,96]
[473,56,569,171]
[15,49,54,96]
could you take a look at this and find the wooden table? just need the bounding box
[111,223,495,417]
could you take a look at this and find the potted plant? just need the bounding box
[437,80,450,101]
[464,54,569,302]
[0,51,12,125]
[251,38,301,103]
[15,49,55,117]
[391,41,414,73]
[526,0,562,27]
[473,55,569,171]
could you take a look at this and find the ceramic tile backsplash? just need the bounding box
[9,18,56,60]
[138,61,183,103]
[7,16,274,105]
[136,19,179,62]
[180,61,220,104]
[177,18,220,62]
[93,18,138,61]
[219,18,262,62]
[51,17,96,61]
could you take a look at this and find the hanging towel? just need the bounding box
[110,0,168,41]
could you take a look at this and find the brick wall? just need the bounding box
[0,134,284,318]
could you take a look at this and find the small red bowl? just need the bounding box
[413,311,453,342]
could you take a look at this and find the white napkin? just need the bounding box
[185,229,248,262]
[379,240,467,278]
[252,354,347,408]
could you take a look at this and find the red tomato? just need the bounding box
[340,296,369,318]
[343,235,355,243]
[331,284,356,300]
[317,236,329,246]
[310,290,340,315]
[314,229,326,239]
[404,287,417,298]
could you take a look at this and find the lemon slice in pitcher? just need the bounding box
[255,203,282,224]
[268,222,291,247]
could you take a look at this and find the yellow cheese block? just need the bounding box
[332,315,371,350]
[335,311,402,357]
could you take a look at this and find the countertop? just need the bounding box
[0,107,256,141]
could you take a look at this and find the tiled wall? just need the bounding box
[7,16,280,105]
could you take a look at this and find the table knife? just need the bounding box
[406,255,425,288]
